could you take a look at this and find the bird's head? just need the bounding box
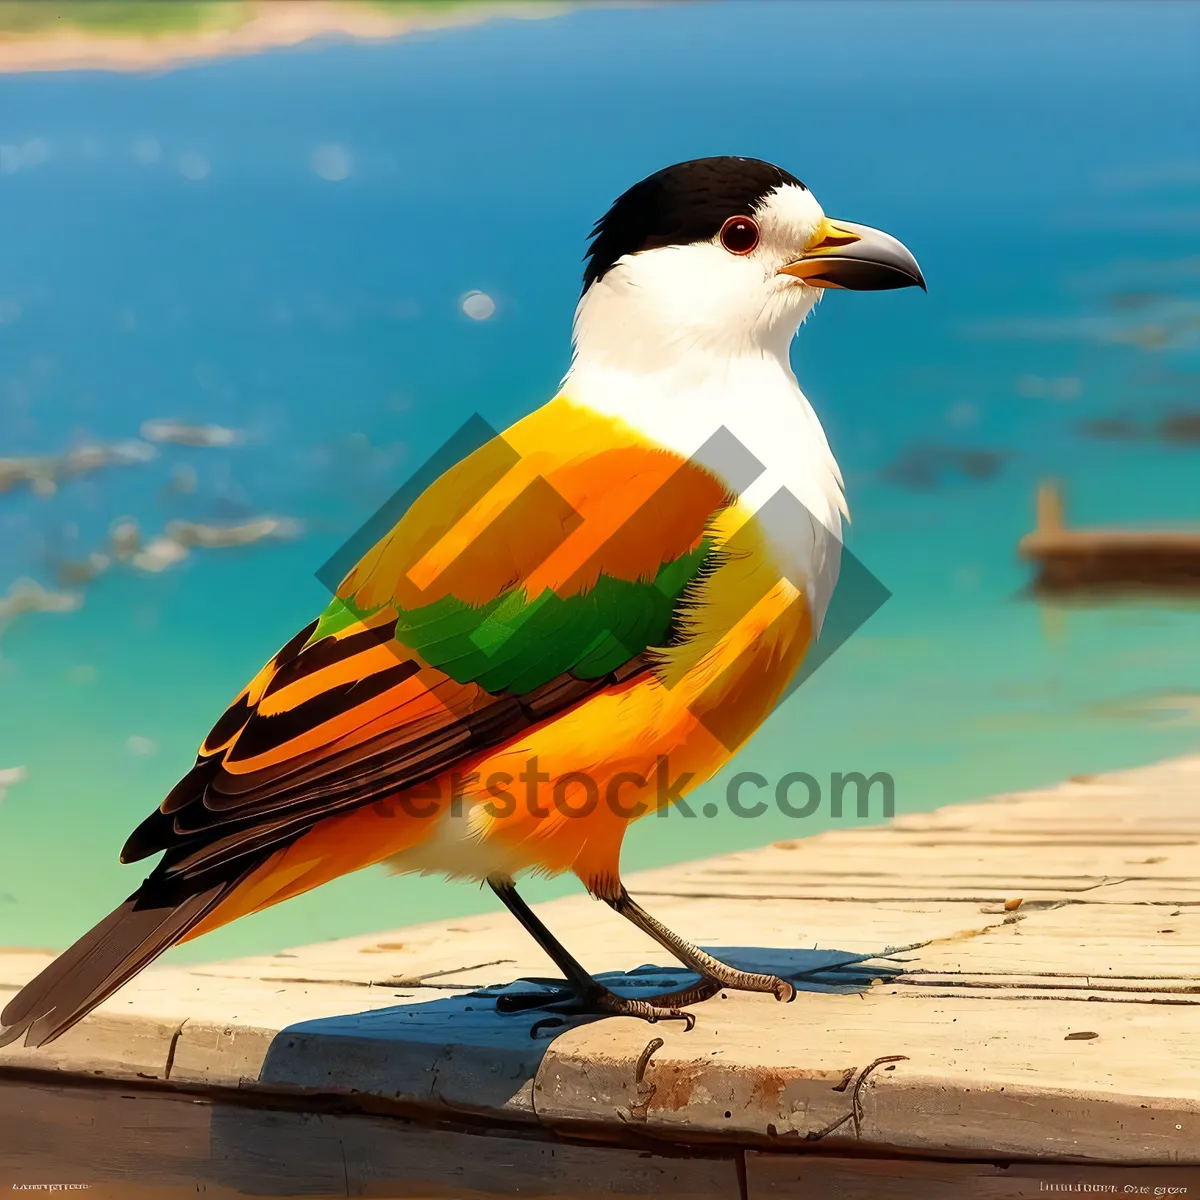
[574,156,924,368]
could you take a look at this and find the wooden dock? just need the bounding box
[5,756,1200,1197]
[1020,482,1200,594]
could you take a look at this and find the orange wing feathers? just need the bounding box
[342,399,727,610]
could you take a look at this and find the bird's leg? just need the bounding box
[487,877,699,1033]
[606,887,796,1002]
[488,877,597,995]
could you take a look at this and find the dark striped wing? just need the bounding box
[122,608,651,884]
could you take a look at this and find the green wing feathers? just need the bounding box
[312,536,712,696]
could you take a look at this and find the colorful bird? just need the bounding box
[1,157,923,1047]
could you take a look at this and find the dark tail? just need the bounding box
[0,869,244,1049]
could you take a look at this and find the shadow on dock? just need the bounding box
[248,946,906,1104]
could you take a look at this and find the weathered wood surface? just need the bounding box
[0,1078,743,1198]
[4,755,1200,1192]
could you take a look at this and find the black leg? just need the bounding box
[488,876,597,991]
[487,876,705,1033]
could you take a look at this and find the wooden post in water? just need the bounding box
[1036,480,1064,535]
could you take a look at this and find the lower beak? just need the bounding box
[779,218,925,291]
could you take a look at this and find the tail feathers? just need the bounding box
[0,873,238,1050]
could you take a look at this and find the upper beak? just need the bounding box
[779,218,925,291]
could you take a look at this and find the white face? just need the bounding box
[573,183,828,368]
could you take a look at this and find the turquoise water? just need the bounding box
[2,1,1199,961]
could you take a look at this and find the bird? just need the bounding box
[1,156,923,1048]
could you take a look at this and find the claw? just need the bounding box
[651,1008,695,1032]
[495,979,701,1036]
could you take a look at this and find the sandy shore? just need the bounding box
[0,1,566,74]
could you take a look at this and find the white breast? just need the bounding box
[563,352,847,633]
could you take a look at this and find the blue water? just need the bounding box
[2,1,1199,961]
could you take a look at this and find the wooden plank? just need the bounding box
[533,990,1200,1161]
[746,1153,1200,1198]
[0,1078,741,1198]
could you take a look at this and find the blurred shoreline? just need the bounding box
[0,1,566,74]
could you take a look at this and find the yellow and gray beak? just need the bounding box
[779,218,925,291]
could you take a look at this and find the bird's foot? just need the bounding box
[704,968,796,1002]
[494,980,696,1037]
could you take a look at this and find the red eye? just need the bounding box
[720,215,759,255]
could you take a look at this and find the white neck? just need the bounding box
[561,282,848,631]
